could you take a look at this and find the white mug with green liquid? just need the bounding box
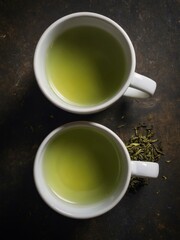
[34,122,159,219]
[34,12,157,114]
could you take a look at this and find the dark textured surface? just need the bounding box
[0,0,179,239]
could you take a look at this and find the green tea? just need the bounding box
[46,26,126,106]
[43,126,122,204]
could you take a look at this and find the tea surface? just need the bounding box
[46,26,126,106]
[43,127,122,204]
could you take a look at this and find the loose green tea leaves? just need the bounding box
[165,160,172,163]
[162,175,168,180]
[129,176,148,190]
[126,124,164,192]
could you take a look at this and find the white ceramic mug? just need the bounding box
[34,121,159,219]
[34,12,157,114]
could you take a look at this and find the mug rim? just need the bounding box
[33,121,132,219]
[34,12,136,114]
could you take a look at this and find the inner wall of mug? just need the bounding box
[34,122,131,218]
[34,13,135,113]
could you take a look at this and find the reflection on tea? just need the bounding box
[43,126,122,204]
[46,26,126,106]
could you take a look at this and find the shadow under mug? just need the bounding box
[34,121,159,219]
[34,12,157,114]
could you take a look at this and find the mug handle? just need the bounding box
[131,161,159,178]
[123,72,157,98]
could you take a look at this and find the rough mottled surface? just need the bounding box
[0,0,179,239]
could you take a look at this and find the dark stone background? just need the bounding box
[0,0,179,239]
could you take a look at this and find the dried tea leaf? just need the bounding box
[125,124,164,192]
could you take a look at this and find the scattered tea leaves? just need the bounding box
[162,175,168,180]
[126,124,164,192]
[165,160,172,163]
[117,124,126,129]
